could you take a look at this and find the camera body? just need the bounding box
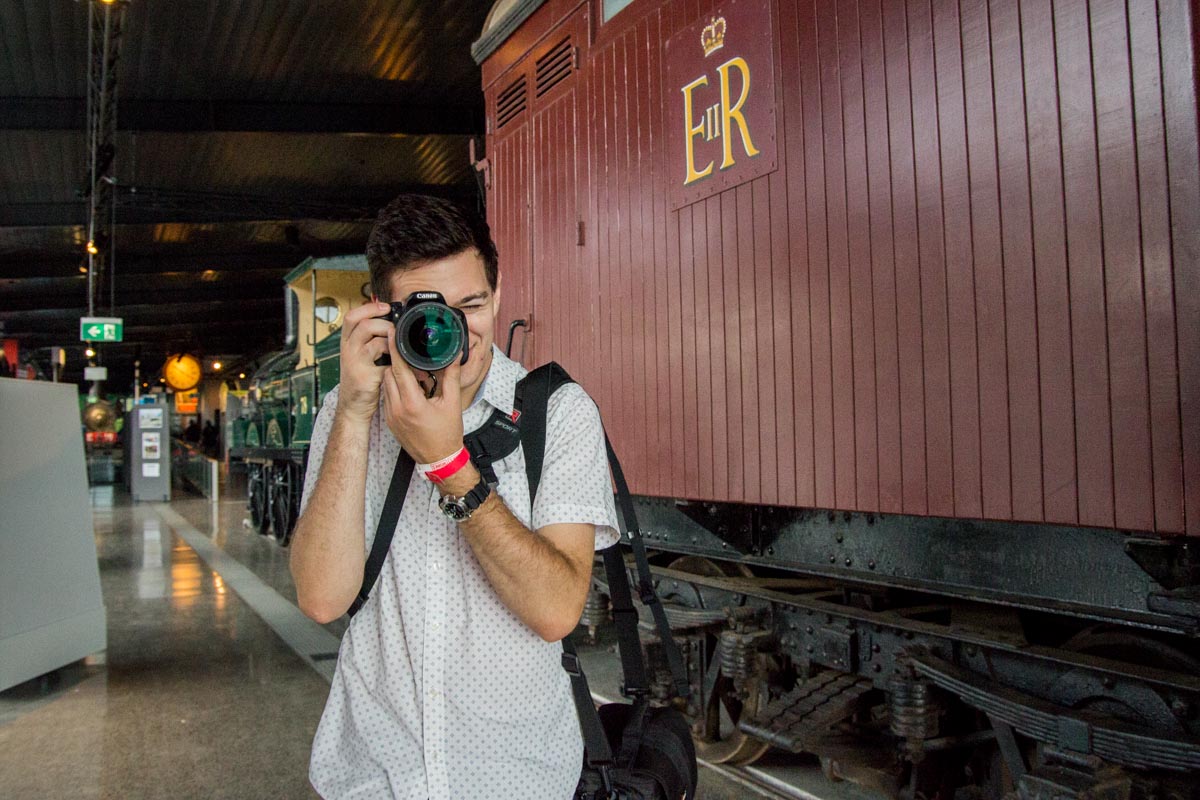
[376,291,470,372]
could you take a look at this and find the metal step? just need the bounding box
[739,671,876,753]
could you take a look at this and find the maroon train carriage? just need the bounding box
[472,0,1200,797]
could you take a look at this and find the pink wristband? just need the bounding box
[423,447,470,484]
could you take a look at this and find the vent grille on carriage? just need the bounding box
[497,77,527,128]
[535,37,574,96]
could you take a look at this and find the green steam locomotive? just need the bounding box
[230,255,371,544]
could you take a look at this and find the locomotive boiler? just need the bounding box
[472,0,1200,797]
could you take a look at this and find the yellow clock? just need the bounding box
[163,353,202,391]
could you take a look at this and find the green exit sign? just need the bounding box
[80,316,123,342]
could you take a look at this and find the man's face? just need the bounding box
[387,248,500,403]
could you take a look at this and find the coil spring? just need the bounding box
[718,629,756,682]
[580,589,610,632]
[889,677,939,741]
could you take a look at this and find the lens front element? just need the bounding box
[396,302,466,371]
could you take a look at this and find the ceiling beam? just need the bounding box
[0,181,476,227]
[0,268,288,293]
[0,283,287,312]
[0,251,333,279]
[0,201,372,227]
[0,297,282,328]
[0,97,482,136]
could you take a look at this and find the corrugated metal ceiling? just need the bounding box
[1,0,487,102]
[0,0,490,384]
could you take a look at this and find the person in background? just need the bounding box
[201,418,218,456]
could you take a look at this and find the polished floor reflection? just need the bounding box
[0,483,760,800]
[0,486,328,800]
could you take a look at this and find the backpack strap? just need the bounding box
[605,433,691,701]
[462,408,521,486]
[349,405,523,619]
[517,363,691,776]
[514,361,573,508]
[349,449,416,618]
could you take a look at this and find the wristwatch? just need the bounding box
[438,476,492,522]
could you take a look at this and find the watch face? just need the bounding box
[437,477,490,522]
[438,495,470,521]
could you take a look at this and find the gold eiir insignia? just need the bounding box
[701,17,726,57]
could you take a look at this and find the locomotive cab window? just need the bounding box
[314,296,341,325]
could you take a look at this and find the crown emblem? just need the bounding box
[700,16,726,57]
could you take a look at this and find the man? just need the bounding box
[290,194,619,799]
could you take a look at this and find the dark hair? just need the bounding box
[366,194,499,300]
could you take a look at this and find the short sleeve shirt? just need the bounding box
[302,346,620,800]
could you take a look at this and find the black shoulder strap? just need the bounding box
[349,399,524,619]
[605,433,691,700]
[348,450,415,618]
[517,362,691,773]
[462,409,521,486]
[515,361,573,508]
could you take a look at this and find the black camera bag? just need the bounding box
[352,362,697,800]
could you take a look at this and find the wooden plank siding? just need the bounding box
[481,0,1199,535]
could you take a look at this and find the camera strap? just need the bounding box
[350,362,690,714]
[349,449,415,618]
[349,411,522,619]
[517,362,690,777]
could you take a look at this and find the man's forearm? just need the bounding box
[290,411,372,623]
[446,467,591,641]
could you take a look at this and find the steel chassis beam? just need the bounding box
[633,498,1199,635]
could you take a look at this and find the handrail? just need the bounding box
[172,438,219,502]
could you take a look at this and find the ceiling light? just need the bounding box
[86,240,98,255]
[212,361,222,371]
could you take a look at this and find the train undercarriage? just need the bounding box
[241,451,304,547]
[587,499,1200,800]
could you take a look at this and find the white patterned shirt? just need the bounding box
[302,345,620,800]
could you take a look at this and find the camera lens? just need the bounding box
[396,303,465,371]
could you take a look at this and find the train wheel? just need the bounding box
[696,674,773,766]
[1057,626,1200,732]
[248,465,270,536]
[659,555,753,609]
[271,464,297,547]
[664,556,771,766]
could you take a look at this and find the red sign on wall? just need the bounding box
[666,0,778,210]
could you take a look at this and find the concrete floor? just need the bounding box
[0,482,761,799]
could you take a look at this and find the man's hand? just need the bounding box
[380,330,465,464]
[337,301,394,422]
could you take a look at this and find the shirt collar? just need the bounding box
[466,344,524,418]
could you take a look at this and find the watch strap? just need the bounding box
[440,473,491,520]
[462,474,491,510]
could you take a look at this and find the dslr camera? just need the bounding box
[376,291,469,372]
